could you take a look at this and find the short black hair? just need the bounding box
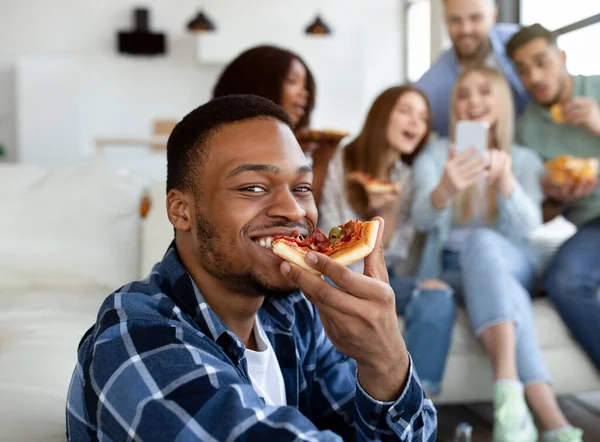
[506,23,557,60]
[166,94,292,194]
[212,45,316,128]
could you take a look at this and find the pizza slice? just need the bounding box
[346,171,400,194]
[272,220,379,275]
[545,155,599,185]
[550,103,566,124]
[296,128,350,144]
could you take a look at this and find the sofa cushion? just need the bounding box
[399,298,582,355]
[0,165,144,291]
[0,288,107,441]
[450,299,580,354]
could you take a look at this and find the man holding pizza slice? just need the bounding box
[66,95,437,441]
[507,24,600,369]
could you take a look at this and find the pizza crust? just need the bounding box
[365,182,400,194]
[296,128,350,144]
[346,172,399,194]
[545,156,599,185]
[272,221,379,276]
[550,104,565,124]
[272,242,321,274]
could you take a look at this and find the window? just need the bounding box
[405,0,431,82]
[521,0,598,30]
[556,24,600,76]
[521,0,600,75]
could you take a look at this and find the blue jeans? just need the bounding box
[326,269,456,395]
[389,273,456,395]
[441,228,552,385]
[545,215,600,368]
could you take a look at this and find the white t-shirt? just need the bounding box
[244,318,287,406]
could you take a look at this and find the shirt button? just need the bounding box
[391,415,401,423]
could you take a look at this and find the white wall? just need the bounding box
[0,0,404,166]
[430,0,451,61]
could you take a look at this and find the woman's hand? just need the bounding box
[487,149,515,196]
[431,144,487,210]
[367,185,401,214]
[295,127,319,156]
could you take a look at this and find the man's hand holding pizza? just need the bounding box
[280,217,410,402]
[542,174,598,204]
[563,97,600,136]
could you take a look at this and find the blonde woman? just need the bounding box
[412,67,583,442]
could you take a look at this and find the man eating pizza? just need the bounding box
[66,94,437,441]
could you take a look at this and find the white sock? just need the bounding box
[495,379,524,392]
[542,426,572,442]
[494,380,526,413]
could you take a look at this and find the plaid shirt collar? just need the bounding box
[156,242,299,363]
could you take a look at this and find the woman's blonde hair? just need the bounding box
[449,66,515,225]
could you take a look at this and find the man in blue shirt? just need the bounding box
[66,95,437,441]
[416,0,529,137]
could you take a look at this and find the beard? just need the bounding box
[546,75,568,107]
[455,35,491,65]
[195,211,297,300]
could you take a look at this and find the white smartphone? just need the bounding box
[455,120,489,156]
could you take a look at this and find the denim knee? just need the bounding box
[459,228,500,267]
[545,248,592,303]
[403,285,456,395]
[545,262,572,303]
[405,285,456,328]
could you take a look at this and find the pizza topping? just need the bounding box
[272,220,365,254]
[271,220,378,274]
[328,226,343,243]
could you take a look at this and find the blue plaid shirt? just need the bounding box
[67,244,437,441]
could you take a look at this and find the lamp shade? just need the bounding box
[305,15,332,35]
[187,10,216,32]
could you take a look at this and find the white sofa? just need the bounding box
[1,164,598,441]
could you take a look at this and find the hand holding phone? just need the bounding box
[430,122,489,210]
[431,142,488,210]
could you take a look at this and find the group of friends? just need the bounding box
[66,0,600,441]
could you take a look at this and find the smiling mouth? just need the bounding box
[468,109,487,119]
[293,104,306,116]
[250,227,308,250]
[402,130,417,141]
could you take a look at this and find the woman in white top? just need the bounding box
[318,85,455,396]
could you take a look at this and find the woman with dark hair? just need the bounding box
[213,45,339,204]
[213,45,315,129]
[318,85,456,397]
